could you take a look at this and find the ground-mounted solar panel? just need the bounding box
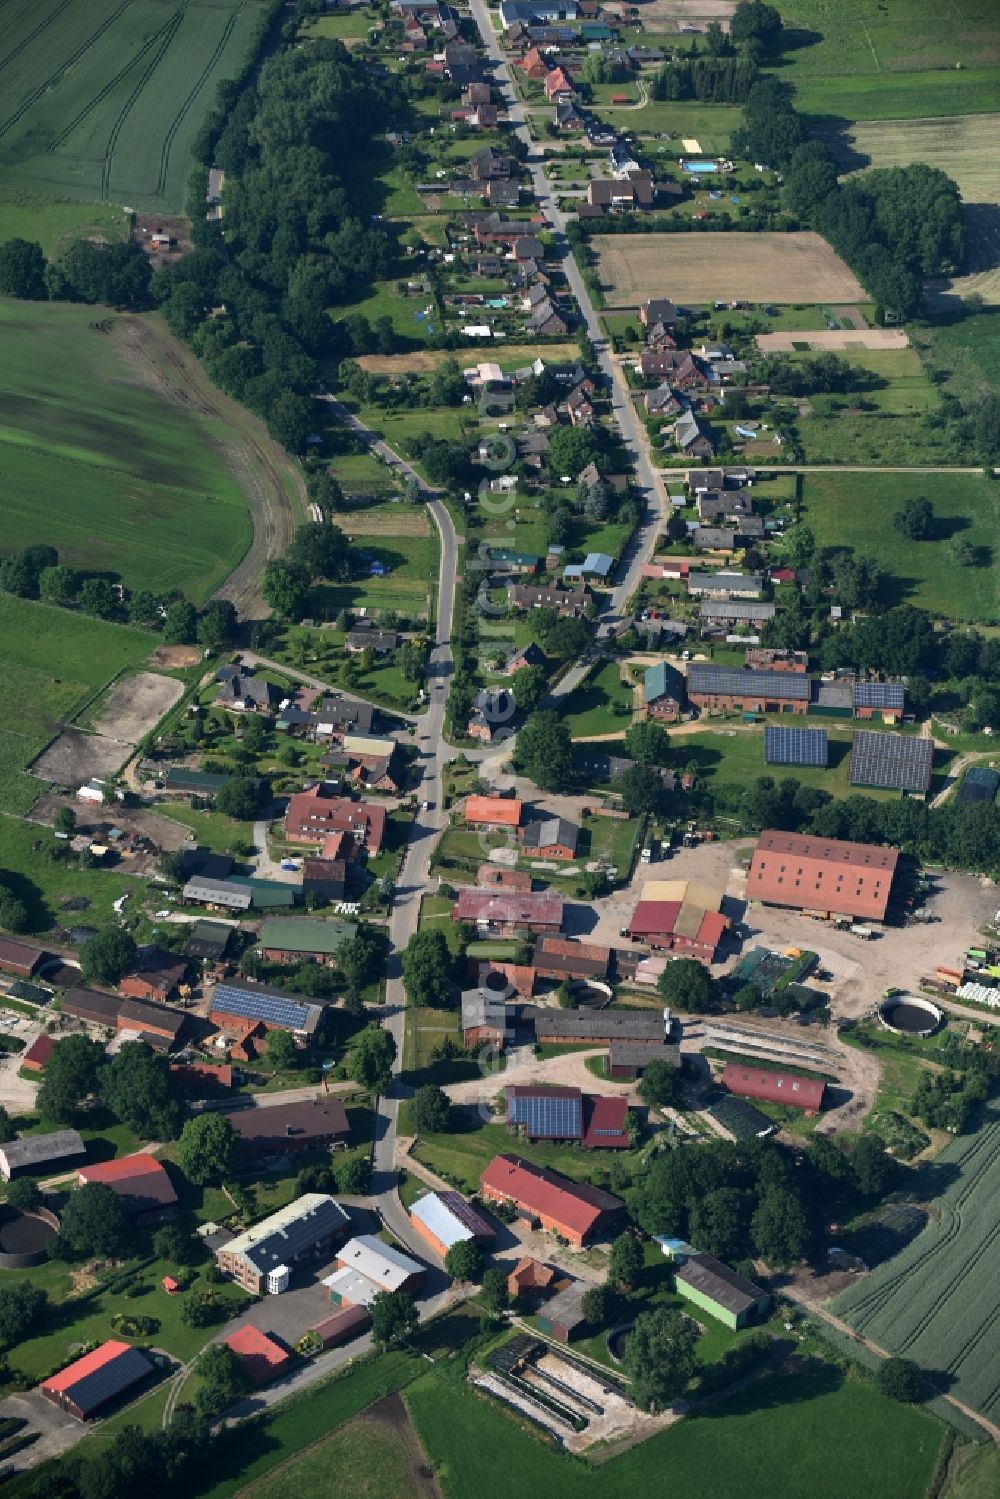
[763,726,829,767]
[957,766,999,804]
[849,731,933,793]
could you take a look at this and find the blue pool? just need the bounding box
[682,159,719,174]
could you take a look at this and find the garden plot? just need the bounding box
[593,233,866,307]
[756,330,909,352]
[833,1095,1000,1421]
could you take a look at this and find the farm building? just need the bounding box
[0,1130,86,1182]
[686,665,810,716]
[410,1190,495,1259]
[699,598,776,629]
[0,937,43,977]
[532,1009,665,1046]
[224,1325,292,1385]
[464,795,523,828]
[710,1094,776,1140]
[688,571,764,599]
[183,920,233,961]
[208,979,323,1038]
[606,1040,681,1080]
[284,786,386,853]
[505,1086,630,1149]
[520,817,579,860]
[325,1235,426,1307]
[257,916,356,966]
[536,1280,589,1342]
[626,878,729,962]
[453,888,564,936]
[77,1154,178,1221]
[480,1155,624,1248]
[722,1063,825,1114]
[21,1035,57,1073]
[461,983,513,1048]
[182,876,253,912]
[40,1341,154,1421]
[217,1194,350,1295]
[507,1255,556,1299]
[310,1304,371,1348]
[849,731,933,796]
[642,661,686,722]
[119,947,187,1003]
[673,1252,770,1330]
[747,830,899,922]
[852,681,905,722]
[957,766,1000,805]
[227,1099,349,1163]
[532,935,610,981]
[170,1061,232,1096]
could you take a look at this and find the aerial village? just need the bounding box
[0,0,997,1494]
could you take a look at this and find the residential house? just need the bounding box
[470,147,510,183]
[452,888,564,935]
[464,794,523,828]
[586,173,653,211]
[520,45,549,77]
[285,785,386,853]
[645,318,677,348]
[217,1194,351,1295]
[513,234,545,262]
[215,667,280,714]
[693,526,735,553]
[520,816,579,860]
[699,597,776,630]
[544,66,574,100]
[636,348,681,378]
[509,581,590,616]
[642,660,686,722]
[485,176,518,205]
[555,98,585,130]
[674,411,714,459]
[687,570,764,599]
[640,299,678,328]
[468,687,517,744]
[503,639,547,675]
[645,383,685,417]
[345,624,399,654]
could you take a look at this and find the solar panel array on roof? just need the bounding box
[507,1090,583,1139]
[764,726,828,767]
[211,982,314,1030]
[957,765,999,805]
[687,666,810,700]
[853,681,905,710]
[849,731,933,793]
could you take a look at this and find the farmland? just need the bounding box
[0,0,266,212]
[0,593,156,817]
[800,472,999,621]
[592,233,865,307]
[833,1095,1000,1422]
[0,191,128,256]
[0,300,269,603]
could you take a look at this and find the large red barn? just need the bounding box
[721,1063,825,1114]
[747,830,898,922]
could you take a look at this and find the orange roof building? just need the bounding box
[225,1325,292,1385]
[21,1035,57,1073]
[41,1341,154,1420]
[507,1255,556,1298]
[464,795,523,828]
[77,1154,178,1219]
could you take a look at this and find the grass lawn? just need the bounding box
[326,451,397,497]
[299,9,378,40]
[152,803,256,855]
[917,309,1000,405]
[407,1362,942,1499]
[0,301,255,602]
[763,0,1000,82]
[0,817,147,935]
[0,193,129,256]
[592,101,741,150]
[560,660,634,738]
[680,726,863,798]
[237,1410,428,1499]
[800,472,999,621]
[798,65,1000,120]
[790,348,941,415]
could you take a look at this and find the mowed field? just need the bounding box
[0,299,254,602]
[834,1096,1000,1421]
[839,113,1000,303]
[593,233,866,306]
[0,0,265,211]
[801,472,999,621]
[0,594,155,814]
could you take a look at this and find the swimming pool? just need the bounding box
[681,159,719,174]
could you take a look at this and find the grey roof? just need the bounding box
[693,527,735,551]
[184,921,233,959]
[533,1010,664,1042]
[410,1190,494,1250]
[541,1279,589,1328]
[226,1194,349,1277]
[853,681,905,710]
[608,1041,682,1068]
[687,572,764,598]
[183,877,253,911]
[521,816,579,853]
[210,979,323,1035]
[461,987,510,1033]
[687,665,811,701]
[0,1129,85,1174]
[674,1252,767,1317]
[699,598,775,621]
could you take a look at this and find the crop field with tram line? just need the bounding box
[0,0,266,211]
[833,1095,1000,1422]
[591,233,866,307]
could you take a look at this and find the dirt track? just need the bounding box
[112,316,306,618]
[756,330,910,353]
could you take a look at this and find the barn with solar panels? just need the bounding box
[764,726,828,768]
[957,766,999,805]
[852,681,905,723]
[686,665,810,716]
[506,1085,584,1141]
[849,731,933,795]
[209,979,323,1038]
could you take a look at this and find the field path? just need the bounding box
[110,315,306,618]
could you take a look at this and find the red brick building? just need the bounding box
[40,1342,153,1420]
[0,936,43,977]
[532,936,610,981]
[453,888,563,936]
[77,1154,178,1221]
[225,1325,292,1385]
[686,664,810,716]
[747,829,899,922]
[284,784,386,854]
[119,948,187,1003]
[721,1063,825,1114]
[480,1155,624,1248]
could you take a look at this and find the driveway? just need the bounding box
[0,1391,85,1477]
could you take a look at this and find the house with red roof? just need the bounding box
[464,794,523,828]
[453,888,563,936]
[480,1154,624,1248]
[284,785,386,855]
[225,1325,292,1385]
[544,66,574,100]
[626,878,729,963]
[77,1154,178,1222]
[40,1341,154,1420]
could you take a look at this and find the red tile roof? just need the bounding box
[78,1154,178,1209]
[748,829,898,921]
[285,786,386,852]
[507,1255,555,1292]
[22,1035,56,1070]
[455,888,563,927]
[225,1325,292,1384]
[627,900,681,937]
[480,1154,622,1239]
[582,1095,630,1149]
[722,1063,825,1113]
[464,795,523,827]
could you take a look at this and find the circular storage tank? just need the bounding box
[568,979,613,1009]
[878,993,943,1037]
[0,1206,59,1269]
